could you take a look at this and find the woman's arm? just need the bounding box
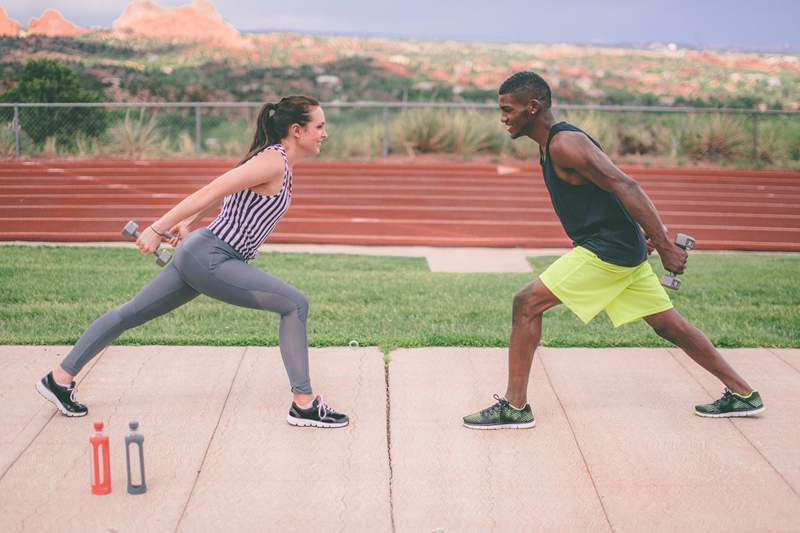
[164,199,222,246]
[136,151,284,254]
[184,199,222,228]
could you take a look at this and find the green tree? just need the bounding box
[0,59,107,147]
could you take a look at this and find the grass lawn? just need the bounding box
[1,246,798,349]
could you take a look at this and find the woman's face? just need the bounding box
[297,106,328,154]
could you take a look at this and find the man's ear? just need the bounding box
[527,99,542,115]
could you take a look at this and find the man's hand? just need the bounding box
[643,230,655,255]
[643,224,669,256]
[657,241,688,274]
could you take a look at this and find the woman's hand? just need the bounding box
[136,226,165,255]
[168,221,192,247]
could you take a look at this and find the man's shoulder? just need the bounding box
[549,130,594,161]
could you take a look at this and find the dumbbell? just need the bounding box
[121,220,174,267]
[660,233,696,290]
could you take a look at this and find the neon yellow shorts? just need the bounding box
[539,246,673,327]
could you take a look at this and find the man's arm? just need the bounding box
[549,133,687,273]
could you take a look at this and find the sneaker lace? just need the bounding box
[480,394,508,417]
[316,395,338,419]
[712,389,733,408]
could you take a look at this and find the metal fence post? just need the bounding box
[13,105,20,159]
[195,106,202,154]
[382,107,389,157]
[751,112,758,164]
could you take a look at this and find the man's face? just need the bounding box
[499,92,535,139]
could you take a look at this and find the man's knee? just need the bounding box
[512,285,549,322]
[647,311,687,342]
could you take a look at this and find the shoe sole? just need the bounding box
[287,414,349,428]
[463,420,536,430]
[35,381,87,417]
[694,405,765,418]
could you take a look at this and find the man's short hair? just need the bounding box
[499,71,552,108]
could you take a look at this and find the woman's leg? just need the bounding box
[59,263,200,377]
[181,254,312,396]
[39,262,199,416]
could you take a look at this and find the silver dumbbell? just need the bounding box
[121,220,174,267]
[660,233,696,290]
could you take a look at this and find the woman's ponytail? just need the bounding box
[238,96,319,166]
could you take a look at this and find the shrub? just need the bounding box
[323,121,384,159]
[561,110,619,155]
[392,108,451,155]
[106,108,166,158]
[683,114,747,163]
[0,59,107,148]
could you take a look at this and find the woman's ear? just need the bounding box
[290,123,302,138]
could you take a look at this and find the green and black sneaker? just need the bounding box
[463,394,536,430]
[694,389,765,418]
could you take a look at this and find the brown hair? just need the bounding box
[239,95,320,166]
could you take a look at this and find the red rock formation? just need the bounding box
[27,9,88,37]
[0,7,21,37]
[112,0,245,48]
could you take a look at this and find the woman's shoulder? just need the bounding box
[240,146,286,178]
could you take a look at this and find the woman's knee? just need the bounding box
[113,302,140,329]
[287,291,309,322]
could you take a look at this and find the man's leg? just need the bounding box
[644,308,752,394]
[505,279,562,407]
[462,279,561,429]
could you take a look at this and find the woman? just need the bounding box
[36,95,349,428]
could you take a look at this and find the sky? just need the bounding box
[4,0,800,52]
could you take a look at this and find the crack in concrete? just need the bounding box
[105,347,152,435]
[467,350,498,531]
[384,354,397,533]
[1,347,109,488]
[540,352,616,533]
[15,348,110,531]
[766,348,800,375]
[173,347,248,533]
[666,347,800,500]
[337,349,365,532]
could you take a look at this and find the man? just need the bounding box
[463,71,763,429]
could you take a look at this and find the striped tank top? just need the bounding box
[207,144,292,261]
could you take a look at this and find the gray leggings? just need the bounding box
[61,228,312,394]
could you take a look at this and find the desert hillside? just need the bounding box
[0,0,798,110]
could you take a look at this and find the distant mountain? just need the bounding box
[27,9,87,37]
[112,0,246,48]
[0,1,798,111]
[0,7,21,37]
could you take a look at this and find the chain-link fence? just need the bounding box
[1,102,799,167]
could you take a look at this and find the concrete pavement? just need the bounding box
[1,345,798,532]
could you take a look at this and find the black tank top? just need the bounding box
[540,122,647,267]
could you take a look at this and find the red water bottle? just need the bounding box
[90,421,111,495]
